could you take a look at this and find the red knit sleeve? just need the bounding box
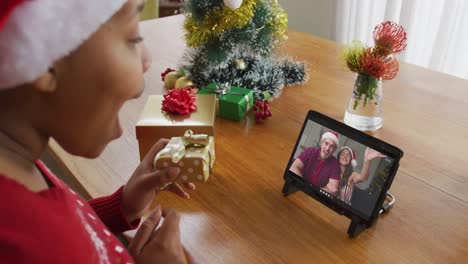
[88,186,141,234]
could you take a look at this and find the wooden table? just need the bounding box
[48,15,468,263]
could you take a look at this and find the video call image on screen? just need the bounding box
[289,120,394,217]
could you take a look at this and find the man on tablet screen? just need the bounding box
[290,131,341,196]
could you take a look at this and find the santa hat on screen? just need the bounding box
[321,131,339,146]
[339,146,358,167]
[0,0,127,90]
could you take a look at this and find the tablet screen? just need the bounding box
[288,118,395,219]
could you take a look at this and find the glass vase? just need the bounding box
[344,74,383,131]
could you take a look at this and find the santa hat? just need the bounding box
[339,146,358,167]
[0,0,127,90]
[321,131,339,146]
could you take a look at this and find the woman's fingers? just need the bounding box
[150,209,181,244]
[139,167,180,191]
[184,246,197,264]
[182,182,196,190]
[142,138,170,167]
[137,167,196,198]
[128,206,162,256]
[377,153,387,158]
[140,209,186,264]
[348,174,356,185]
[140,168,195,197]
[365,147,388,161]
[167,182,190,198]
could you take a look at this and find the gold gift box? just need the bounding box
[136,94,216,160]
[153,130,215,183]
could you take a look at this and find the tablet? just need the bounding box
[283,110,403,230]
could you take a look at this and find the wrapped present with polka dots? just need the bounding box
[153,130,215,183]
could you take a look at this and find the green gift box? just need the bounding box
[198,83,254,121]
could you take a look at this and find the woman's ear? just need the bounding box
[31,68,57,93]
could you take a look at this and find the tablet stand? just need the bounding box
[347,215,367,238]
[282,177,299,196]
[282,175,373,238]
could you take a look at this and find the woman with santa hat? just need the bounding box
[0,1,194,263]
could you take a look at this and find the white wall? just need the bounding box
[279,0,335,40]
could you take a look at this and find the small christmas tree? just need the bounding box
[180,0,307,102]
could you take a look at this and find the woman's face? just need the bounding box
[339,149,352,166]
[45,0,146,158]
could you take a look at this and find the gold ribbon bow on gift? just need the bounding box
[157,130,209,164]
[182,129,209,147]
[205,83,251,111]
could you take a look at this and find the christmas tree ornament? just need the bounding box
[175,76,194,89]
[223,0,243,9]
[235,59,247,70]
[164,71,180,90]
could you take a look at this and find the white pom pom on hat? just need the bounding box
[321,131,340,146]
[0,0,127,90]
[339,146,358,167]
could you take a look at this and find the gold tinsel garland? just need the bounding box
[184,0,257,47]
[268,0,288,41]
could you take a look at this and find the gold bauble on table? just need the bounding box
[175,76,194,89]
[164,71,180,89]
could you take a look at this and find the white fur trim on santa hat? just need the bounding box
[321,131,339,146]
[0,0,127,89]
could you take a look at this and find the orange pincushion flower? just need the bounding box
[342,22,405,81]
[373,21,407,57]
[359,48,387,79]
[358,48,400,80]
[381,57,399,80]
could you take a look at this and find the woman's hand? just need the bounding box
[348,173,359,187]
[129,207,189,264]
[348,148,387,186]
[364,147,387,162]
[122,139,196,222]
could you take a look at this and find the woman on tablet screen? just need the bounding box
[337,147,386,204]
